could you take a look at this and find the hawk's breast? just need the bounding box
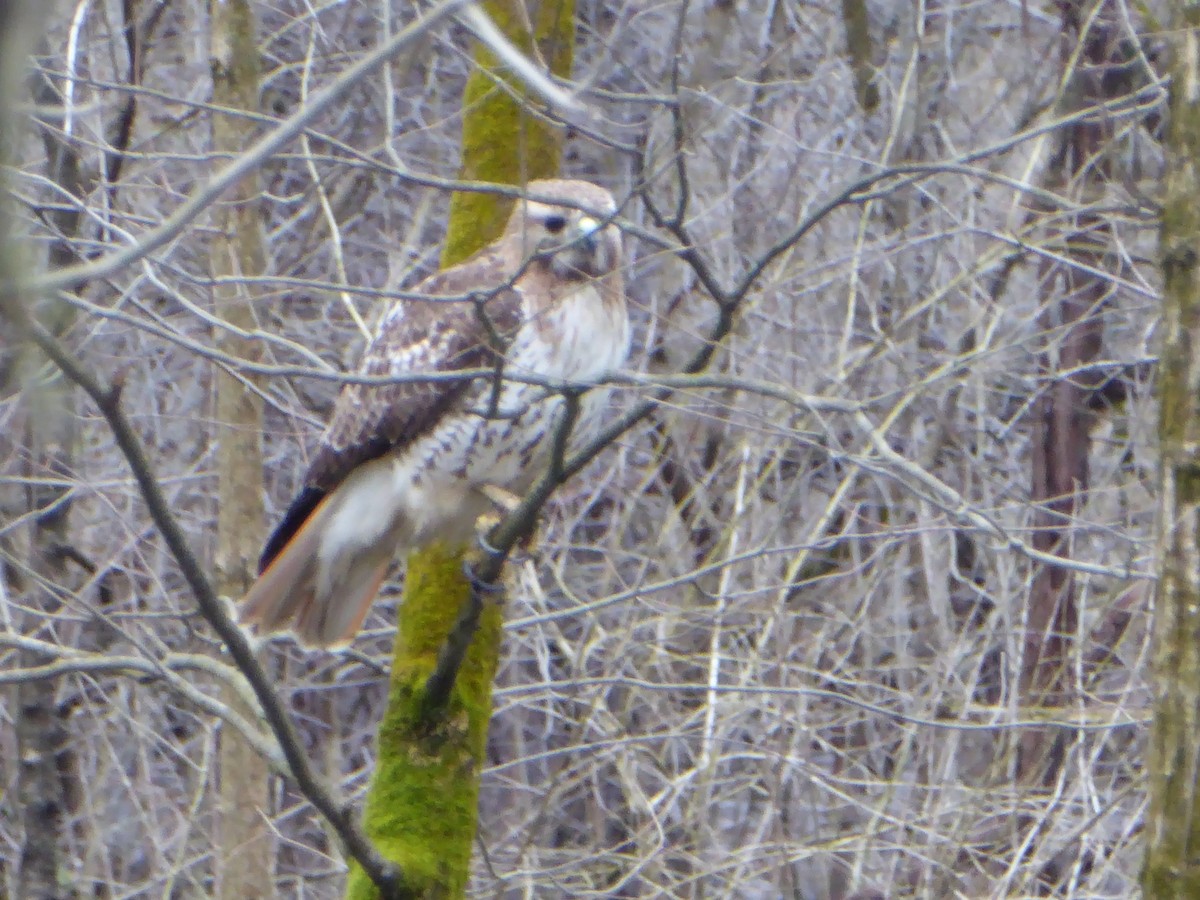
[385,280,629,540]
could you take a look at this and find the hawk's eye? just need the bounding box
[543,214,567,235]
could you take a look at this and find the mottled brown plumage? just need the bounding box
[241,180,629,646]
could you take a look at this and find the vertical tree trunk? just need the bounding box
[440,0,576,268]
[1142,9,1200,896]
[839,0,878,114]
[7,10,87,897]
[1017,0,1127,788]
[345,3,575,897]
[208,1,272,896]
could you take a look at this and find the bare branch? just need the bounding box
[11,316,411,899]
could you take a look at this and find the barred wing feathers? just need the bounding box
[242,252,522,645]
[258,254,522,573]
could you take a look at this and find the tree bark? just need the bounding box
[6,7,86,897]
[1142,8,1200,896]
[345,2,576,896]
[839,0,878,114]
[208,1,272,896]
[440,0,576,268]
[1017,0,1129,788]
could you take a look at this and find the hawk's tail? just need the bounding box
[239,486,392,647]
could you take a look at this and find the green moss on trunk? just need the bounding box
[344,545,502,900]
[442,0,575,266]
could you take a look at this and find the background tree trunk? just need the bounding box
[1143,7,1200,896]
[1017,0,1126,790]
[209,1,273,896]
[7,7,87,897]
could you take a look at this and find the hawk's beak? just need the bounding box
[573,215,601,254]
[544,213,614,279]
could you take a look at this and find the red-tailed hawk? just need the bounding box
[240,180,629,647]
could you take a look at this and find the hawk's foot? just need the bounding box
[461,555,505,597]
[473,507,503,557]
[479,483,523,515]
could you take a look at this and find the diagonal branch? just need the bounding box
[10,315,413,900]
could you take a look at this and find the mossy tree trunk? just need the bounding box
[1142,9,1200,897]
[440,0,575,268]
[344,2,576,897]
[208,1,272,896]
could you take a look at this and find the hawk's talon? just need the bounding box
[475,526,504,559]
[462,558,505,596]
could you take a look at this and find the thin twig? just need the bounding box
[456,5,583,115]
[422,391,583,703]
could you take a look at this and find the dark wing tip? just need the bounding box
[260,486,327,574]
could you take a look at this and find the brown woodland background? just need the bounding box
[0,0,1178,896]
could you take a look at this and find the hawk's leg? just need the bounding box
[464,483,539,596]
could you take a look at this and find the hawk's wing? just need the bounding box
[259,248,523,572]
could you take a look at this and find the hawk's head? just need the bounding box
[508,180,622,282]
